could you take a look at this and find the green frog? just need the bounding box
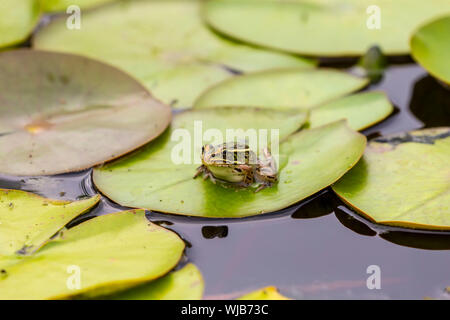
[194,142,278,192]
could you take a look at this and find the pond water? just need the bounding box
[1,61,449,300]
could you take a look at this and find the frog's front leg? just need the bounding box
[194,165,217,184]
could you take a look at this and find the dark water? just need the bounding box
[1,63,449,300]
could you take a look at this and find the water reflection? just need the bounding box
[202,226,228,239]
[334,207,376,237]
[380,231,450,250]
[409,75,450,127]
[291,189,338,219]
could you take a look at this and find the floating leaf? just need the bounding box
[105,263,204,300]
[0,50,171,176]
[204,0,450,56]
[34,0,315,108]
[195,69,368,109]
[194,69,392,131]
[308,91,393,130]
[0,0,40,48]
[93,110,365,218]
[0,210,185,299]
[411,15,450,85]
[41,0,116,12]
[238,286,290,300]
[333,128,450,230]
[0,189,100,256]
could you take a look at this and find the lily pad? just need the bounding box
[195,69,368,109]
[0,210,185,299]
[41,0,116,12]
[194,69,392,131]
[33,0,314,108]
[105,263,204,300]
[0,189,100,256]
[93,108,366,218]
[238,286,290,300]
[411,16,450,85]
[0,0,40,48]
[204,0,450,56]
[333,128,450,230]
[0,50,171,176]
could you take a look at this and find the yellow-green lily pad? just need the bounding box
[204,0,450,56]
[105,263,204,300]
[411,15,450,85]
[238,286,290,300]
[0,189,100,256]
[0,210,185,299]
[0,0,40,48]
[41,0,116,12]
[33,0,314,108]
[333,128,450,230]
[93,107,366,218]
[194,68,392,131]
[0,50,171,176]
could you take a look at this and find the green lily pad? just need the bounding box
[0,50,171,176]
[0,0,40,48]
[333,128,450,230]
[105,263,204,300]
[93,108,366,218]
[204,0,450,56]
[0,210,185,299]
[41,0,116,12]
[411,16,450,85]
[194,68,392,131]
[195,68,368,109]
[238,286,290,300]
[0,189,100,256]
[33,0,314,108]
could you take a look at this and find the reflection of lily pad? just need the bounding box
[411,16,450,85]
[34,0,314,108]
[41,0,116,12]
[93,107,366,218]
[238,286,290,300]
[0,189,100,256]
[0,0,40,48]
[106,263,204,300]
[333,128,450,230]
[0,50,171,176]
[194,69,392,131]
[0,210,185,299]
[204,0,450,56]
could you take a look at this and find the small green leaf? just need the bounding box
[411,15,450,85]
[238,286,290,300]
[105,263,204,300]
[0,0,40,48]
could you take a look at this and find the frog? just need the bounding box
[194,142,278,192]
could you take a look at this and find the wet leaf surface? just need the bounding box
[0,0,40,48]
[34,0,314,108]
[0,210,185,299]
[105,263,204,300]
[0,189,99,256]
[94,112,365,218]
[204,0,450,56]
[411,15,450,85]
[333,127,450,230]
[0,50,171,176]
